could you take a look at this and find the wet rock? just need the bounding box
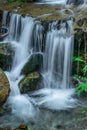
[56,124,66,129]
[22,53,43,75]
[72,77,80,87]
[0,127,11,130]
[0,128,3,130]
[0,106,9,116]
[0,43,14,70]
[19,72,40,93]
[67,0,84,5]
[0,27,8,41]
[77,19,84,27]
[0,68,10,105]
[14,124,27,130]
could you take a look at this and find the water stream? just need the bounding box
[36,0,87,4]
[0,10,77,127]
[36,0,67,4]
[33,20,77,110]
[2,12,41,122]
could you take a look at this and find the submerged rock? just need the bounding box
[19,72,40,93]
[0,68,10,105]
[22,53,43,75]
[0,43,14,70]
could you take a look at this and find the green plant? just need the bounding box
[72,56,85,62]
[8,0,22,2]
[8,0,15,2]
[27,126,33,130]
[83,65,87,73]
[76,82,87,96]
[73,74,81,79]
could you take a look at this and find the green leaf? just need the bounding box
[83,65,87,73]
[81,110,86,114]
[73,56,84,62]
[8,0,15,2]
[73,74,80,78]
[27,126,31,130]
[76,82,87,95]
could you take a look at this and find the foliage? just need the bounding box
[72,56,85,62]
[73,56,87,96]
[76,82,87,96]
[7,0,25,2]
[73,74,81,79]
[8,0,15,2]
[27,126,31,130]
[73,74,87,96]
[73,75,87,81]
[83,65,87,73]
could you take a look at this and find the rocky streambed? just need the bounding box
[0,1,87,130]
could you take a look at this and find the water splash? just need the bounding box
[33,20,77,110]
[2,11,77,116]
[2,12,42,121]
[35,0,67,4]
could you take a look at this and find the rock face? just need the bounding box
[19,72,40,93]
[0,43,14,70]
[67,0,84,5]
[22,53,43,75]
[0,68,10,105]
[14,124,27,130]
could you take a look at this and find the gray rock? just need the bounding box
[22,53,43,75]
[19,72,40,93]
[67,0,84,5]
[0,43,14,70]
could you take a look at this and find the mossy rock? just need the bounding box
[19,72,40,93]
[14,124,27,130]
[0,106,9,116]
[0,127,11,130]
[22,53,43,75]
[67,0,83,5]
[0,43,14,70]
[0,68,10,105]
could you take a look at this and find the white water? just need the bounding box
[36,0,87,4]
[1,11,77,120]
[33,20,77,110]
[2,12,40,121]
[36,0,67,4]
[84,0,87,3]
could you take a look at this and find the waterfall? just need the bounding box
[1,11,77,121]
[2,11,8,26]
[2,12,43,121]
[36,0,67,4]
[84,0,87,3]
[33,20,77,110]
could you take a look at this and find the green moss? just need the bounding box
[19,72,40,93]
[22,53,43,75]
[0,43,14,70]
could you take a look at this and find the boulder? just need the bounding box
[22,53,43,75]
[0,68,10,105]
[0,43,14,70]
[14,125,27,130]
[19,72,40,93]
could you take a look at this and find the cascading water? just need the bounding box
[84,0,87,3]
[1,12,42,122]
[33,20,77,110]
[1,10,77,123]
[35,0,67,4]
